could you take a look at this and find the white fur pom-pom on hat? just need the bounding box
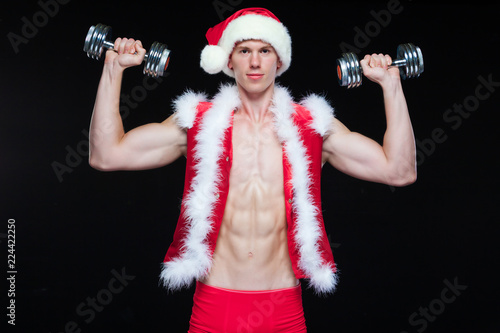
[200,45,229,75]
[200,7,292,78]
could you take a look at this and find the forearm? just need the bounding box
[89,63,126,169]
[381,78,417,185]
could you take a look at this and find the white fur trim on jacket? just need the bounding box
[172,90,208,129]
[271,87,338,294]
[300,94,335,137]
[160,84,240,290]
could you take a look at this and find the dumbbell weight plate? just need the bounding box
[336,52,362,89]
[348,52,362,88]
[83,24,112,60]
[144,42,171,78]
[396,43,424,80]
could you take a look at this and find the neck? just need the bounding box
[236,82,275,122]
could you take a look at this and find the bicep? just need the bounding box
[108,114,186,170]
[322,118,389,183]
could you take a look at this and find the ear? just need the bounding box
[277,59,282,70]
[228,55,233,70]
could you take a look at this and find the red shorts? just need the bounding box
[188,281,307,333]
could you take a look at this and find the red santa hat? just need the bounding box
[200,7,292,77]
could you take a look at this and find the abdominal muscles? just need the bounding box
[200,111,298,290]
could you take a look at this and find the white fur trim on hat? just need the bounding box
[200,14,292,77]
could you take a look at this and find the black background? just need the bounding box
[1,0,499,332]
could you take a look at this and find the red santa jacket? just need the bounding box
[160,84,338,294]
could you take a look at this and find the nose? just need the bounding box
[250,51,260,68]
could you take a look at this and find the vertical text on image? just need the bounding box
[7,219,17,326]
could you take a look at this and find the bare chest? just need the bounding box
[206,112,294,289]
[230,114,284,189]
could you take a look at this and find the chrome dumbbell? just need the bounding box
[336,43,424,88]
[83,23,171,78]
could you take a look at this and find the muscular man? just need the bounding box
[89,8,416,332]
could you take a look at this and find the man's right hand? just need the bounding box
[104,38,147,72]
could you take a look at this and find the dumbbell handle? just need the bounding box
[387,59,407,68]
[348,58,407,71]
[359,56,415,71]
[102,40,115,50]
[101,40,153,61]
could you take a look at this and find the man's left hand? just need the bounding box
[360,53,401,87]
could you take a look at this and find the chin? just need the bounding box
[238,79,275,95]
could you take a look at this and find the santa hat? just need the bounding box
[200,7,292,77]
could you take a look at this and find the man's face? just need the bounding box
[228,40,282,95]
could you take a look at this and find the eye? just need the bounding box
[261,48,270,54]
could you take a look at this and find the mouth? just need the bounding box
[247,73,264,80]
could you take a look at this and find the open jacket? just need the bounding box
[160,84,338,294]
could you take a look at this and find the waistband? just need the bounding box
[196,281,301,295]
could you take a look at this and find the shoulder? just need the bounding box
[172,90,209,129]
[296,93,336,137]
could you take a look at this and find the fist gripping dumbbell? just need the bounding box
[83,23,171,78]
[336,43,424,88]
